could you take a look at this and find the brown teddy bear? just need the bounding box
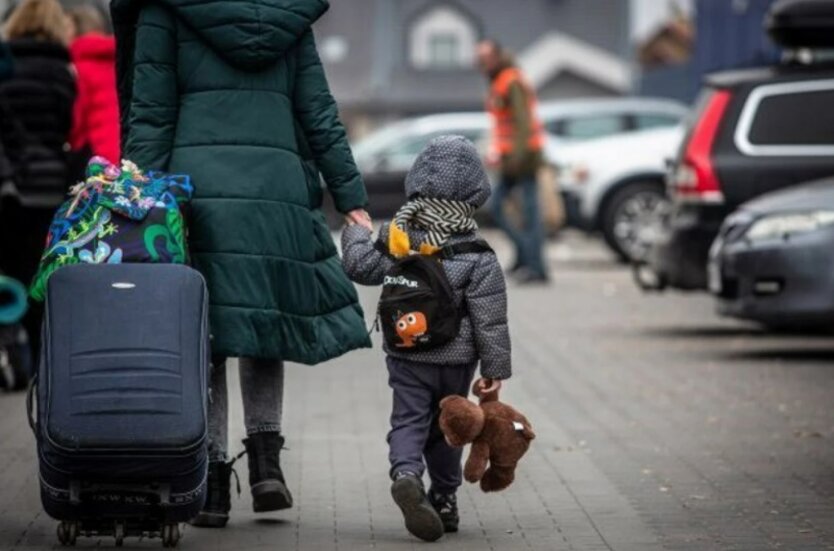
[439,382,535,492]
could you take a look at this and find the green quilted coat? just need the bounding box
[111,0,371,364]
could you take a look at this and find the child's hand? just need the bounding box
[474,377,502,397]
[345,208,373,231]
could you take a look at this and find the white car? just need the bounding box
[539,97,687,147]
[349,99,687,221]
[550,125,685,261]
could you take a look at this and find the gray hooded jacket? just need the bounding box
[342,136,511,380]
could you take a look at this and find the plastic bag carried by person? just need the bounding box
[29,157,193,302]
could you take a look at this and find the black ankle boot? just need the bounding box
[429,490,459,533]
[189,459,239,528]
[243,432,293,512]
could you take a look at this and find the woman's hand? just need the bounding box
[345,208,373,231]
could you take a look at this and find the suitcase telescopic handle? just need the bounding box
[26,374,37,434]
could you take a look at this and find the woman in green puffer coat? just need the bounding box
[111,0,372,527]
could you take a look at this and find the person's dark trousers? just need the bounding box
[491,173,547,278]
[387,356,478,495]
[0,199,53,363]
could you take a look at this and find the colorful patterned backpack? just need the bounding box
[30,157,193,302]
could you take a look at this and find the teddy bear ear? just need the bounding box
[439,395,458,408]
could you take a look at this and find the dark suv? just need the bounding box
[642,0,834,291]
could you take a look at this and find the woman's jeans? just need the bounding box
[491,174,547,278]
[208,357,285,462]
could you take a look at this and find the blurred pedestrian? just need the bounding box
[112,0,372,528]
[68,5,120,163]
[342,135,511,542]
[477,39,549,284]
[0,0,76,379]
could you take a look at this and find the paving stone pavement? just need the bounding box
[1,231,834,550]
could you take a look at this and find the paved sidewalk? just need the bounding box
[2,232,833,550]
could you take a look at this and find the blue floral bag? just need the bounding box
[30,157,193,302]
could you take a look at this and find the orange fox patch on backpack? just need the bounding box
[395,311,427,348]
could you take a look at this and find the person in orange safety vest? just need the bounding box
[478,39,548,283]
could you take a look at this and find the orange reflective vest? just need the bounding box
[487,67,545,156]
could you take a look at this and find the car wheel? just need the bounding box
[601,181,668,263]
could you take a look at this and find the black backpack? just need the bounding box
[374,239,493,352]
[0,100,73,208]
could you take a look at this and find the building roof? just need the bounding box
[519,32,632,93]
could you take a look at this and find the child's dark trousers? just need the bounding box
[386,355,478,494]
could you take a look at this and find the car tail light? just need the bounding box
[672,90,732,203]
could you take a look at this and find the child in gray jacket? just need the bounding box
[342,135,511,542]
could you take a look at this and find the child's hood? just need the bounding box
[404,135,492,208]
[112,0,329,71]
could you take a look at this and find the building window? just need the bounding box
[429,33,460,68]
[410,4,476,70]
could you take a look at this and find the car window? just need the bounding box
[559,115,627,140]
[383,136,430,158]
[634,113,681,131]
[735,80,834,156]
[377,136,430,171]
[748,89,834,146]
[352,122,412,161]
[378,128,486,171]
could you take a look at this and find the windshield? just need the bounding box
[351,122,413,161]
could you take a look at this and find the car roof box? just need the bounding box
[767,0,834,48]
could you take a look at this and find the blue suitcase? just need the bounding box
[29,264,210,547]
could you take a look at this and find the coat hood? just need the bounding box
[111,0,329,71]
[8,37,70,62]
[404,135,491,208]
[70,33,116,62]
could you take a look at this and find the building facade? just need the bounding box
[314,0,632,133]
[638,0,780,103]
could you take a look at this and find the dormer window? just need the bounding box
[410,4,477,70]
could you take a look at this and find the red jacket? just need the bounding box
[70,33,120,163]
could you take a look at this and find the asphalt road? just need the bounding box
[1,230,833,550]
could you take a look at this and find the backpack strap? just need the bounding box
[373,239,389,255]
[438,240,493,258]
[373,238,493,258]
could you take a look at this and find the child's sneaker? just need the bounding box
[429,490,459,533]
[390,472,444,542]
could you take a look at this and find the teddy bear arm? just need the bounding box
[464,439,490,483]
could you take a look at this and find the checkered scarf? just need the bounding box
[392,196,478,249]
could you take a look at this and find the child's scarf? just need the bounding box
[388,197,478,257]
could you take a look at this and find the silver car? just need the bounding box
[350,98,687,220]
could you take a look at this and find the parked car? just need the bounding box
[639,0,834,291]
[550,125,684,261]
[709,178,834,328]
[351,113,489,220]
[540,97,687,147]
[349,98,688,221]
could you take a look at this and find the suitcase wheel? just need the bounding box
[56,521,78,546]
[161,523,181,548]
